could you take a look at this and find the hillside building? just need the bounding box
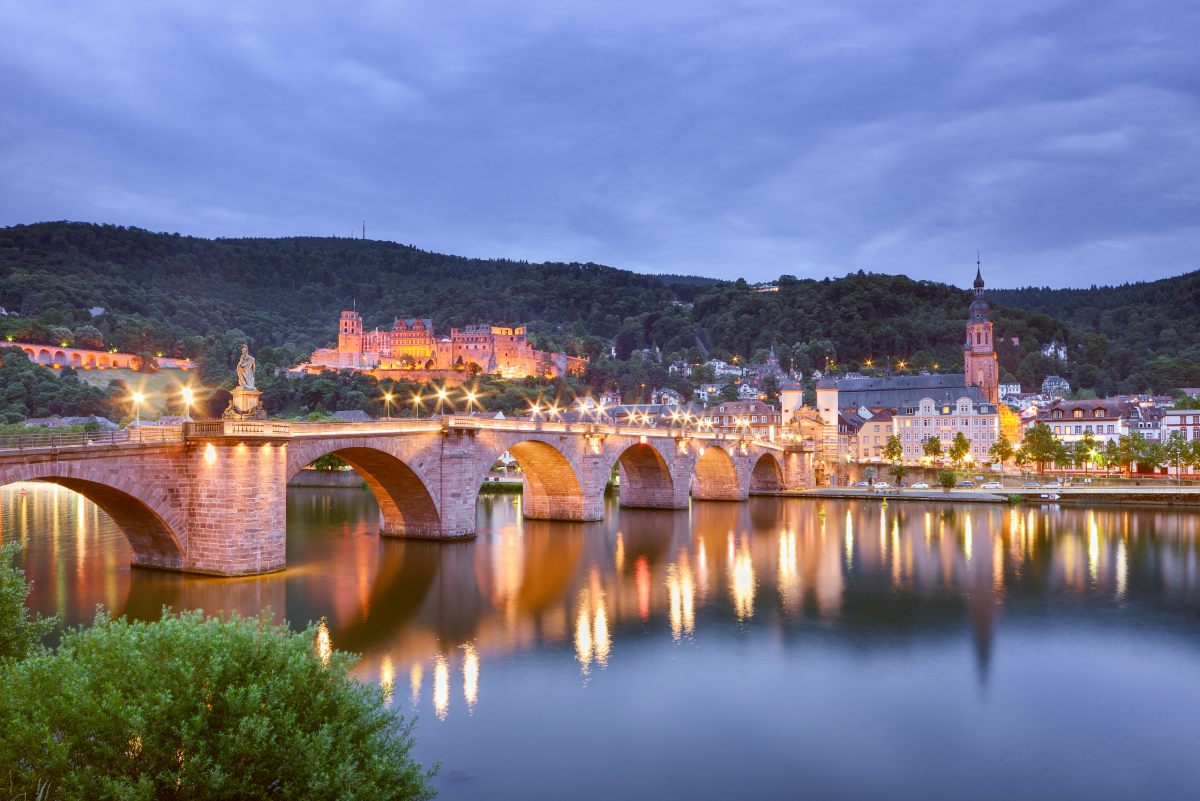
[304,310,586,379]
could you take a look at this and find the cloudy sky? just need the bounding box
[2,0,1197,287]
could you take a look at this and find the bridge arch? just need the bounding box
[37,348,51,364]
[286,441,442,537]
[693,444,742,501]
[0,464,185,570]
[468,435,591,522]
[52,350,67,366]
[607,441,684,509]
[69,352,82,367]
[749,452,784,493]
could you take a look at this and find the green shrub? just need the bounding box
[0,610,436,801]
[936,469,958,490]
[0,543,56,662]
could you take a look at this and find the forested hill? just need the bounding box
[1,222,1197,394]
[990,273,1200,362]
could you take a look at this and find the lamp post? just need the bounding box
[180,387,194,421]
[383,391,393,421]
[436,387,449,416]
[131,391,144,441]
[411,392,423,418]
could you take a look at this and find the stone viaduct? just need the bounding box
[0,417,813,577]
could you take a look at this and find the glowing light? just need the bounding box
[131,391,145,405]
[314,618,332,667]
[203,443,217,465]
[433,654,450,719]
[666,561,697,640]
[1088,511,1099,583]
[462,643,479,712]
[409,663,424,705]
[181,387,194,406]
[380,655,395,705]
[730,537,756,621]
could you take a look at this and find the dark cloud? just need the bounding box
[1,0,1197,287]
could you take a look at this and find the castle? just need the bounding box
[301,311,586,380]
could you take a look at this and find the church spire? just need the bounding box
[973,253,985,293]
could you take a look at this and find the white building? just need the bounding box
[893,395,1001,465]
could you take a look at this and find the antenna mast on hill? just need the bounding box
[362,219,366,240]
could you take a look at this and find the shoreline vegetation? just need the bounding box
[0,544,437,801]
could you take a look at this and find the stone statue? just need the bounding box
[236,344,256,391]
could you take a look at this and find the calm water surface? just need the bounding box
[4,483,1200,801]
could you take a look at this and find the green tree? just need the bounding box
[922,436,943,461]
[1164,431,1189,481]
[948,431,971,466]
[1115,432,1147,475]
[0,610,435,801]
[718,383,740,402]
[882,434,907,484]
[1073,431,1100,472]
[988,434,1014,466]
[0,543,56,662]
[1019,422,1063,475]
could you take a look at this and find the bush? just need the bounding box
[0,610,436,801]
[0,543,56,662]
[937,469,958,490]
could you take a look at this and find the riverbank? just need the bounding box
[789,486,1200,507]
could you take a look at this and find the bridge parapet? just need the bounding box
[185,419,292,439]
[0,426,182,454]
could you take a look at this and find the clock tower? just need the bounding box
[963,261,999,404]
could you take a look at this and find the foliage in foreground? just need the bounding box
[0,610,436,801]
[0,543,56,662]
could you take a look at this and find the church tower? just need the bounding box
[963,261,999,404]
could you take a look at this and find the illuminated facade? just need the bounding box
[306,310,586,378]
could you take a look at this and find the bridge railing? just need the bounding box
[0,426,183,453]
[185,420,294,438]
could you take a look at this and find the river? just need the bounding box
[3,482,1199,800]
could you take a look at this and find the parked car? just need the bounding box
[911,481,930,489]
[852,481,869,487]
[1042,481,1063,489]
[1022,481,1041,488]
[956,480,974,488]
[981,481,1003,489]
[874,481,891,489]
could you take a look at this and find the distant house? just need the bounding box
[1041,375,1070,399]
[738,383,761,400]
[1041,340,1068,361]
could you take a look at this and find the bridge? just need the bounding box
[0,417,813,577]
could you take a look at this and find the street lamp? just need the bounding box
[464,389,478,413]
[180,387,195,421]
[383,391,393,420]
[131,391,144,440]
[436,387,449,416]
[411,392,424,418]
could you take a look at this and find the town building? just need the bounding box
[893,395,1000,464]
[303,310,586,379]
[1037,398,1125,446]
[1162,408,1200,443]
[700,400,782,440]
[1041,375,1070,399]
[856,410,894,462]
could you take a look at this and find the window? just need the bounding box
[1053,411,1063,419]
[1073,409,1084,418]
[1107,425,1114,434]
[1075,425,1082,434]
[1095,409,1105,418]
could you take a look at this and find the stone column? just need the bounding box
[182,438,288,576]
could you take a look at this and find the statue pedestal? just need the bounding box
[223,387,266,420]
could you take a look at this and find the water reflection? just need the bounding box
[5,482,1200,722]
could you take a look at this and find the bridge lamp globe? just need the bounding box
[131,391,145,430]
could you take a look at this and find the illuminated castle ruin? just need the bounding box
[303,311,586,379]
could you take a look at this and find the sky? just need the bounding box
[1,0,1198,288]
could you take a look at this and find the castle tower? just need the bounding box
[338,310,363,354]
[963,261,999,404]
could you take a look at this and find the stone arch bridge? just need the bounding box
[0,417,813,576]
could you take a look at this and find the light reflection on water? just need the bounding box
[4,483,1200,800]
